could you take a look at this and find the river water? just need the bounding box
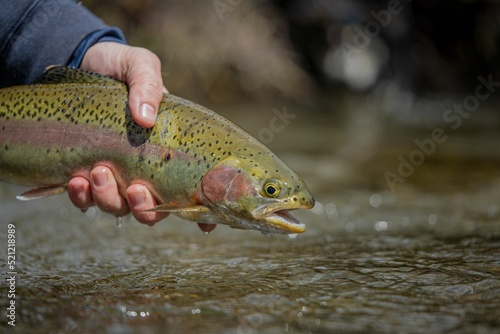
[1,98,499,333]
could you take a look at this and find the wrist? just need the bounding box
[68,28,126,68]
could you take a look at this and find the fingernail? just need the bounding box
[128,190,146,208]
[140,103,156,123]
[91,169,108,187]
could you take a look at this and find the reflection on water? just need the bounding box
[1,100,499,333]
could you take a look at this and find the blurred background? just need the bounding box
[84,0,500,112]
[1,1,499,333]
[83,0,500,192]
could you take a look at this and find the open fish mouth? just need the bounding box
[256,209,307,234]
[213,206,307,235]
[247,200,313,235]
[264,209,306,234]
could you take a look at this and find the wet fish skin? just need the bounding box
[0,66,314,235]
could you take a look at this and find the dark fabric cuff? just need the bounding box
[67,28,127,68]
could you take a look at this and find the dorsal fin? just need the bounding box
[33,65,122,85]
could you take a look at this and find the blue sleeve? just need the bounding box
[0,0,126,88]
[67,28,126,68]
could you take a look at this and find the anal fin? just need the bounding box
[16,186,67,201]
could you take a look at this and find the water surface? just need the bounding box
[1,101,499,333]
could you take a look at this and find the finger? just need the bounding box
[123,47,164,128]
[90,166,130,216]
[67,177,93,211]
[126,184,168,225]
[80,43,165,128]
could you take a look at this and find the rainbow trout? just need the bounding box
[0,66,314,235]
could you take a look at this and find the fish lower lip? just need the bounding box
[264,210,306,234]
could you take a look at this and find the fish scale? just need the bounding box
[0,66,314,235]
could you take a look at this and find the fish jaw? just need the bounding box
[249,196,314,235]
[252,209,307,234]
[217,207,308,235]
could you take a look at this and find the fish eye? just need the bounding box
[263,181,281,198]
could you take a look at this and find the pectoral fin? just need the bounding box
[16,186,66,201]
[143,204,216,224]
[143,204,210,213]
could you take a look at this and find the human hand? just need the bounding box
[80,42,167,128]
[68,42,168,224]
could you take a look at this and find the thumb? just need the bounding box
[122,47,166,128]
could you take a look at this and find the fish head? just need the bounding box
[201,155,314,235]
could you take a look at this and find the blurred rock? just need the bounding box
[84,0,314,103]
[84,0,500,129]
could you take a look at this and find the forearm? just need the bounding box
[0,0,124,87]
